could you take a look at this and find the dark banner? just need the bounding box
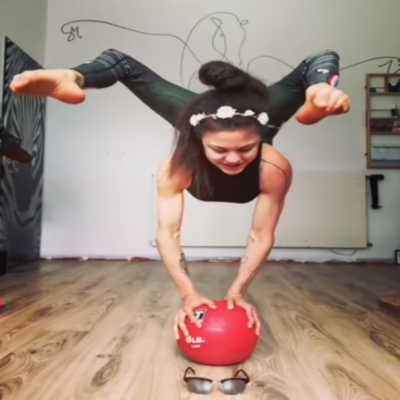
[0,36,47,269]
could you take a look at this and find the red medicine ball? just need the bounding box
[177,300,258,365]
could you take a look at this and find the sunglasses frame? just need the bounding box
[183,366,250,393]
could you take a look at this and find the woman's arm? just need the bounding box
[155,160,196,299]
[227,150,293,296]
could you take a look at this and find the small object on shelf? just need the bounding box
[391,104,399,117]
[371,145,400,161]
[370,119,396,132]
[388,79,400,92]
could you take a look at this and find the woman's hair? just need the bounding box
[169,60,269,199]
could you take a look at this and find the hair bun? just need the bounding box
[198,60,251,91]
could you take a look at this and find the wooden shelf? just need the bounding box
[370,117,400,120]
[369,160,400,168]
[366,73,400,169]
[368,73,400,77]
[370,92,400,96]
[371,132,400,135]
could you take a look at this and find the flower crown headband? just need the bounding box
[189,105,269,127]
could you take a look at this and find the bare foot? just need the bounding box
[295,83,350,125]
[295,101,327,125]
[9,69,86,104]
[295,83,331,125]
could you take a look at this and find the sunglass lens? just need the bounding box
[187,379,213,394]
[221,379,247,395]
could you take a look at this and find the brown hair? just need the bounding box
[169,60,269,199]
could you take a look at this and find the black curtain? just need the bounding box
[0,36,46,272]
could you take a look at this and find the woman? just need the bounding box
[9,49,350,339]
[156,60,295,339]
[156,59,350,339]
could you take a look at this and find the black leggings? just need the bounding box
[71,50,196,127]
[70,48,340,143]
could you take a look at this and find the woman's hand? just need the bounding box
[224,292,261,335]
[174,292,216,339]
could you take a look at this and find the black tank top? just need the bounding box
[186,144,262,204]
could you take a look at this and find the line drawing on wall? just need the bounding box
[60,14,400,91]
[61,13,249,91]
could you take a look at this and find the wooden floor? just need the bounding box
[0,260,400,399]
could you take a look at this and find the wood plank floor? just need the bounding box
[0,260,400,399]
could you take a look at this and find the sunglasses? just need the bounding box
[183,366,250,395]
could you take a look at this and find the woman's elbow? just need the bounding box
[249,229,275,247]
[156,226,180,245]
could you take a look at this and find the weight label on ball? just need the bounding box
[194,309,206,322]
[186,335,206,347]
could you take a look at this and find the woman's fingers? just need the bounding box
[174,312,180,340]
[205,299,217,309]
[178,309,190,337]
[184,306,201,328]
[253,310,262,335]
[245,306,255,328]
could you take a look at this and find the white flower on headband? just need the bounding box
[189,113,206,127]
[215,106,236,119]
[189,105,269,126]
[257,112,269,125]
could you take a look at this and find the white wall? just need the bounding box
[0,0,48,100]
[42,0,400,262]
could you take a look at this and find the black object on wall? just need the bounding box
[366,174,385,209]
[0,36,46,270]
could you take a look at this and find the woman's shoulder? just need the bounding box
[260,143,291,167]
[259,144,292,193]
[156,156,192,195]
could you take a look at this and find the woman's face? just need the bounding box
[201,128,260,175]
